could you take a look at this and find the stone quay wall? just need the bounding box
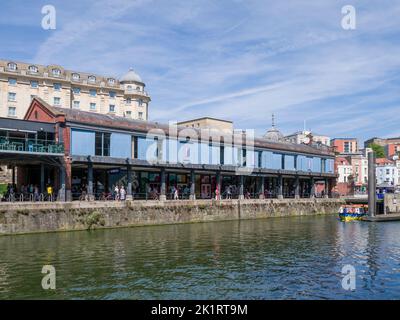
[0,198,344,236]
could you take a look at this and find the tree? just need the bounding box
[368,143,385,158]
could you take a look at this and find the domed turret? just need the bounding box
[120,67,143,83]
[264,114,285,142]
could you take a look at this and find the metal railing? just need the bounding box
[2,192,55,202]
[0,137,64,154]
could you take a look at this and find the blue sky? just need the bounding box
[1,0,399,144]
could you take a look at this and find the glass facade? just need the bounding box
[70,128,334,173]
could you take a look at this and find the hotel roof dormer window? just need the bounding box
[72,73,80,81]
[52,68,61,77]
[7,62,17,71]
[88,75,96,83]
[28,65,38,73]
[107,78,115,85]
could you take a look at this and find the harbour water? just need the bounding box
[1,215,400,299]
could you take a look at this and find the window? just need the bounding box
[7,62,17,71]
[52,68,61,76]
[8,78,17,85]
[138,112,143,120]
[136,86,141,91]
[8,107,16,117]
[126,97,131,104]
[73,101,80,108]
[28,65,38,73]
[109,104,115,112]
[107,78,115,85]
[30,80,39,88]
[95,132,110,156]
[8,92,16,101]
[72,73,80,81]
[89,89,97,97]
[344,142,350,153]
[109,91,116,98]
[127,85,132,90]
[90,103,96,110]
[88,75,96,83]
[53,97,61,106]
[72,87,81,94]
[138,99,143,106]
[53,83,61,91]
[125,111,132,117]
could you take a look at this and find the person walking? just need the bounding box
[226,186,232,199]
[114,185,120,201]
[120,185,126,201]
[34,185,40,202]
[174,187,179,200]
[46,184,53,201]
[215,186,220,200]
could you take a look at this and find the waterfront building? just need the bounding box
[375,158,399,187]
[0,60,150,120]
[0,98,336,201]
[335,156,353,195]
[364,136,400,159]
[331,138,358,154]
[334,148,370,196]
[285,130,330,146]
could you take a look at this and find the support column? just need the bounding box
[216,171,221,199]
[126,165,133,200]
[87,162,94,201]
[58,166,66,202]
[12,166,15,186]
[239,175,244,200]
[258,176,265,199]
[324,178,329,198]
[64,157,72,202]
[277,175,283,199]
[160,168,166,201]
[294,176,300,199]
[190,170,196,200]
[310,177,315,198]
[368,151,376,217]
[40,163,45,194]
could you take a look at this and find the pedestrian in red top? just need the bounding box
[215,186,220,200]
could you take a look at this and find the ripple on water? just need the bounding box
[1,216,400,299]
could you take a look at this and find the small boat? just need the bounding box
[339,205,368,222]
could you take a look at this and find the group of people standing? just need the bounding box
[113,185,127,200]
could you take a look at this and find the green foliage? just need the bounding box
[368,143,385,158]
[0,184,7,194]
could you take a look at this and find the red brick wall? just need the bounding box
[336,182,353,196]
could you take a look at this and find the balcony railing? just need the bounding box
[0,137,64,154]
[125,88,149,96]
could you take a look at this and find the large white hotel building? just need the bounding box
[0,59,150,120]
